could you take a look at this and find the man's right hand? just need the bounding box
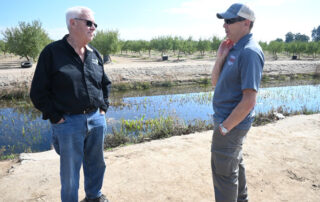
[211,39,234,86]
[217,39,234,59]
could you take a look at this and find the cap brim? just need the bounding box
[216,12,238,19]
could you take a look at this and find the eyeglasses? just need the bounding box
[74,18,98,28]
[224,17,246,25]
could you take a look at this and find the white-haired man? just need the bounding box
[211,3,264,202]
[30,6,111,202]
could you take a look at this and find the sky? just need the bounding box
[1,0,319,43]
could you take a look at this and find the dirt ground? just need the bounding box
[0,114,319,202]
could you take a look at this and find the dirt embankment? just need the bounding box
[0,56,319,92]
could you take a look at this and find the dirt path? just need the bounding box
[0,114,319,202]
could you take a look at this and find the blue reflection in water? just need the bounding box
[0,84,319,155]
[0,108,52,154]
[110,91,213,122]
[255,85,320,113]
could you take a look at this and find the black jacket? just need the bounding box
[30,35,112,123]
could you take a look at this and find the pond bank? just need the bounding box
[0,59,319,96]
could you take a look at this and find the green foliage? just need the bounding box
[259,41,268,52]
[312,25,320,42]
[144,40,152,57]
[295,33,309,42]
[296,42,307,58]
[171,36,181,55]
[197,38,211,56]
[285,32,294,43]
[118,40,151,56]
[131,40,148,54]
[119,40,130,54]
[0,40,5,53]
[150,36,173,56]
[90,30,119,57]
[105,114,213,149]
[268,40,283,59]
[287,42,298,56]
[2,20,51,61]
[265,39,319,60]
[211,36,221,53]
[173,36,184,60]
[284,41,308,59]
[180,36,197,55]
[285,32,309,43]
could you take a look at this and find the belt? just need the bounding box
[65,107,98,115]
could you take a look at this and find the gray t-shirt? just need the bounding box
[212,33,264,129]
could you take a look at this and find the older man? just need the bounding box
[30,6,111,202]
[211,3,264,202]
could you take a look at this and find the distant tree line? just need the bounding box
[114,35,221,61]
[260,26,320,60]
[1,20,320,62]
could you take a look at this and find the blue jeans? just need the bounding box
[52,109,107,202]
[211,122,249,202]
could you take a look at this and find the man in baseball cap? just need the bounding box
[211,3,264,202]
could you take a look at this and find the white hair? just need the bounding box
[65,6,94,29]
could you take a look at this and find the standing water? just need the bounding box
[0,84,320,155]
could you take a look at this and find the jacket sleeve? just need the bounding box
[92,49,112,112]
[29,47,62,123]
[100,65,112,112]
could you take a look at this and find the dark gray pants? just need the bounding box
[211,123,249,202]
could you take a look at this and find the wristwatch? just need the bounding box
[219,123,229,134]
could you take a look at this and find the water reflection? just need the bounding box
[256,85,320,113]
[0,84,320,155]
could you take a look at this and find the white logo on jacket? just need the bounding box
[92,59,99,65]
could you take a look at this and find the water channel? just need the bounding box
[1,82,320,155]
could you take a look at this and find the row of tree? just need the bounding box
[92,31,222,61]
[89,28,320,61]
[1,20,320,62]
[260,40,320,59]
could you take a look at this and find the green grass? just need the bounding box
[104,115,213,149]
[0,154,17,161]
[0,146,18,160]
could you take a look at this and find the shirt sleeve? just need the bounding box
[100,69,112,112]
[239,48,264,92]
[94,49,112,112]
[29,46,62,123]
